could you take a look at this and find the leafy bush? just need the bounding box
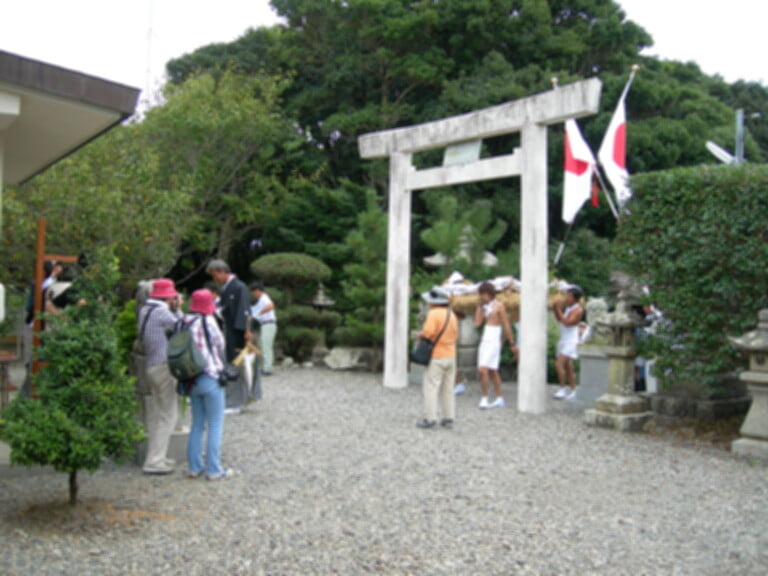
[114,299,138,370]
[613,164,768,396]
[0,249,144,505]
[281,326,325,362]
[251,253,331,305]
[280,305,340,332]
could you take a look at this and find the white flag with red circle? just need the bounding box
[598,87,633,205]
[562,119,597,224]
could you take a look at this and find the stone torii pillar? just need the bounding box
[358,79,601,414]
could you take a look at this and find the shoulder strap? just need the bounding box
[199,315,213,354]
[433,309,452,345]
[139,304,160,340]
[182,314,213,355]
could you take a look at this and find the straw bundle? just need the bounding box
[449,290,567,315]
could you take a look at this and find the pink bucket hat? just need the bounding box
[150,278,178,299]
[189,289,216,315]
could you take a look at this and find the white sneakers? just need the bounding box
[478,396,504,409]
[454,382,466,395]
[553,387,577,400]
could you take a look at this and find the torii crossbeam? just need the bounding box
[358,79,601,414]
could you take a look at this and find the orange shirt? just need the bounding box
[421,307,458,359]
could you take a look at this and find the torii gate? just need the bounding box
[358,79,602,414]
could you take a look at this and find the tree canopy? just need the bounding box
[4,0,767,309]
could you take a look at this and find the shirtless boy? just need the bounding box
[475,282,517,409]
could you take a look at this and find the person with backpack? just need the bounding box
[183,289,233,481]
[138,279,184,475]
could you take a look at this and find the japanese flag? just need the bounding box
[598,93,632,205]
[562,119,597,224]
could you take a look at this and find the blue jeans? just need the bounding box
[187,374,225,477]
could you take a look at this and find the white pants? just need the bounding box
[259,322,277,373]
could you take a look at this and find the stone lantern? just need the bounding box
[584,292,653,431]
[311,283,335,362]
[728,309,768,461]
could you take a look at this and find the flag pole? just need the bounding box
[619,64,639,102]
[594,168,620,220]
[551,77,568,265]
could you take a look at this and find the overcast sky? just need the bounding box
[0,0,764,107]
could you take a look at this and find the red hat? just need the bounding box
[189,289,216,315]
[150,278,178,299]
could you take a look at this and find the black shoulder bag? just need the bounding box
[410,310,452,366]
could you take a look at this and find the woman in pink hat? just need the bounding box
[185,289,232,480]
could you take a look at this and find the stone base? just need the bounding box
[732,437,768,462]
[595,393,650,414]
[650,394,751,421]
[565,346,610,413]
[584,408,653,432]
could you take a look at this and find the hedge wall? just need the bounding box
[613,164,768,396]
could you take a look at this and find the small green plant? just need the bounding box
[0,248,144,505]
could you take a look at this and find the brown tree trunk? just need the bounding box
[69,470,78,506]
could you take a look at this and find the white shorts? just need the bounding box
[557,338,578,360]
[478,325,502,369]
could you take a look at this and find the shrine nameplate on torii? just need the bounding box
[358,79,601,414]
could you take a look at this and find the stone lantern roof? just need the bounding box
[728,309,768,353]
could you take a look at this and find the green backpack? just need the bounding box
[167,316,212,389]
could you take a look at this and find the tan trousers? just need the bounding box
[423,357,456,422]
[143,363,178,469]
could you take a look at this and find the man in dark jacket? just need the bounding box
[206,259,250,412]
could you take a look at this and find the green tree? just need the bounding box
[251,252,332,306]
[334,189,388,363]
[420,192,507,280]
[250,252,334,361]
[142,70,311,277]
[0,248,144,505]
[0,125,194,295]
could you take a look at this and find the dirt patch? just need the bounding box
[10,498,176,535]
[641,416,744,451]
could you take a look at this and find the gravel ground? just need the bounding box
[1,367,768,576]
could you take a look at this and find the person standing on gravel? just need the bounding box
[553,285,584,401]
[415,286,458,429]
[185,289,233,481]
[138,279,183,475]
[248,281,277,376]
[474,282,517,410]
[207,259,250,414]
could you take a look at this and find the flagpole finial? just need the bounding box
[631,64,640,73]
[551,77,559,89]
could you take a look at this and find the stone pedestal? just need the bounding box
[565,345,609,413]
[729,310,768,461]
[585,393,652,432]
[584,294,653,432]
